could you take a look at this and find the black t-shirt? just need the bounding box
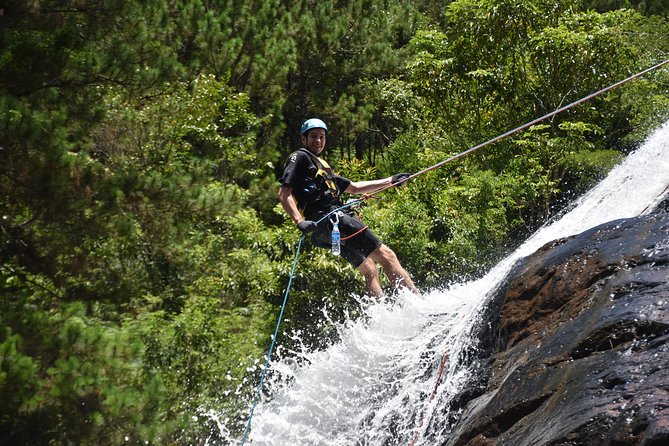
[280,149,351,220]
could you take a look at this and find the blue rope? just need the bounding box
[240,235,304,445]
[239,199,366,444]
[238,202,362,443]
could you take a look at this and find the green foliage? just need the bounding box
[585,0,669,15]
[278,0,423,159]
[0,276,165,445]
[137,295,275,442]
[366,194,437,283]
[529,9,643,121]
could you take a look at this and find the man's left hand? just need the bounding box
[297,220,318,234]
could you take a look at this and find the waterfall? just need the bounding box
[242,121,669,446]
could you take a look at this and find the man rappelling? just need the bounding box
[278,118,418,298]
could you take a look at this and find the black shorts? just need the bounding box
[310,212,382,267]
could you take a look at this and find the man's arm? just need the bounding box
[345,177,392,195]
[278,184,304,224]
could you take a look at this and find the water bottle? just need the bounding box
[331,221,341,256]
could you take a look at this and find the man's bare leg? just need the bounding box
[357,257,383,299]
[367,245,418,294]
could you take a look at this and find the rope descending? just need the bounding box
[239,200,364,445]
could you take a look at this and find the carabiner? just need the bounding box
[329,212,340,226]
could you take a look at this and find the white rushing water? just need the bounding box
[242,121,669,446]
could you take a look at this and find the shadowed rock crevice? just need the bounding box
[453,394,553,446]
[568,320,669,360]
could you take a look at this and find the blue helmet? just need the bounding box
[300,118,328,136]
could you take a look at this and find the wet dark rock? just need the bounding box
[444,212,669,446]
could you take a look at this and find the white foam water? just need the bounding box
[242,121,669,446]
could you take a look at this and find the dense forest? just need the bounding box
[1,0,668,444]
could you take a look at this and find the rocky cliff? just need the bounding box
[442,207,669,445]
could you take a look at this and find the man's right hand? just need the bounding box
[391,173,411,186]
[297,220,318,234]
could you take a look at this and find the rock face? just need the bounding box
[444,211,669,446]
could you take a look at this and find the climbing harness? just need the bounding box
[341,223,369,241]
[294,148,344,215]
[239,58,669,445]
